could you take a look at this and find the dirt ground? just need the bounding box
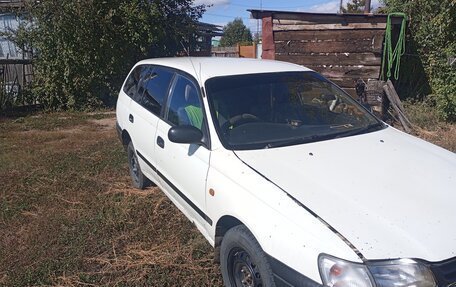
[0,110,454,287]
[0,112,222,287]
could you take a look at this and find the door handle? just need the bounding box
[129,114,134,123]
[157,136,165,149]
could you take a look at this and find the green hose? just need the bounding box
[381,12,407,80]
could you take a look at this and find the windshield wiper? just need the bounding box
[265,134,334,148]
[264,122,385,149]
[332,122,385,139]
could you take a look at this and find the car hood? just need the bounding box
[234,127,456,261]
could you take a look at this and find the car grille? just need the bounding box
[429,256,456,286]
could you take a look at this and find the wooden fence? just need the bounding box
[211,43,257,58]
[0,58,34,110]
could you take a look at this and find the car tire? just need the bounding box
[127,141,149,190]
[220,225,276,287]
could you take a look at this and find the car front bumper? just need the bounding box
[267,254,322,287]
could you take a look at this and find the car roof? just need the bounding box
[135,57,312,84]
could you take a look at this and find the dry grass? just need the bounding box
[412,125,456,152]
[0,108,454,287]
[0,111,222,287]
[402,101,456,152]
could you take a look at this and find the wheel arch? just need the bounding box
[121,129,132,148]
[214,215,244,263]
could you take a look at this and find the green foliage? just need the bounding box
[382,0,456,121]
[219,18,253,47]
[342,0,369,13]
[15,0,205,110]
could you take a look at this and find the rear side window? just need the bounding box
[141,67,174,115]
[123,65,145,101]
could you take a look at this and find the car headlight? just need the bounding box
[319,254,374,287]
[367,258,436,287]
[319,254,436,287]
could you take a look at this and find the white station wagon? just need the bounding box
[116,57,456,287]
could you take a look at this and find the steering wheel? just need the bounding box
[222,113,260,132]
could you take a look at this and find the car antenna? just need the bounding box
[179,40,204,93]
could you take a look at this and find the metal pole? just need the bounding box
[364,0,372,14]
[256,0,262,41]
[339,0,343,13]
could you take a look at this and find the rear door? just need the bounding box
[154,73,212,229]
[117,66,139,133]
[128,65,175,183]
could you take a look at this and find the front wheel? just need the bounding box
[220,225,276,287]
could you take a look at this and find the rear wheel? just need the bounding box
[127,141,148,189]
[220,225,276,287]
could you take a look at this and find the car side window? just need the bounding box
[123,65,149,102]
[166,75,203,130]
[141,67,174,116]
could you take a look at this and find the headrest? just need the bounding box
[185,84,198,104]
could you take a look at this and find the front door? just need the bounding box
[154,74,212,230]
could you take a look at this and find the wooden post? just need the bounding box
[386,80,408,118]
[364,0,372,14]
[383,80,413,133]
[261,15,275,59]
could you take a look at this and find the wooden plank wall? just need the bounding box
[211,44,257,58]
[273,16,387,97]
[0,0,25,11]
[239,44,257,58]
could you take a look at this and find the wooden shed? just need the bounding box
[190,22,223,57]
[0,0,33,110]
[249,10,403,97]
[0,0,25,10]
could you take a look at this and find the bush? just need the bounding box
[382,0,456,121]
[15,0,205,110]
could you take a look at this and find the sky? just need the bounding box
[196,0,381,35]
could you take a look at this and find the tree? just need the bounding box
[219,18,253,47]
[13,0,205,110]
[342,0,370,13]
[382,0,455,121]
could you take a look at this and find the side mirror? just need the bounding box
[168,125,203,145]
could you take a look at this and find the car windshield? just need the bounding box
[205,71,384,150]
